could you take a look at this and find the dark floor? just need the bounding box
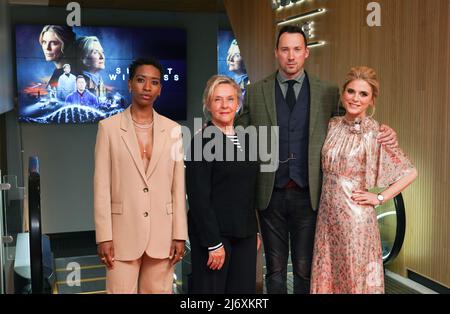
[261,264,421,294]
[48,231,97,258]
[48,231,424,294]
[53,253,422,294]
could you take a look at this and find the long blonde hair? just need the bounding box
[39,25,76,58]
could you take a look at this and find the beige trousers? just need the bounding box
[106,253,174,294]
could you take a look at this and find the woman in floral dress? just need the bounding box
[310,66,418,294]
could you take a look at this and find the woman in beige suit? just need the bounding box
[93,58,187,294]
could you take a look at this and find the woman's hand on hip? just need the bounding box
[351,190,379,206]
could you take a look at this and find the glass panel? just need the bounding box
[2,174,27,293]
[2,175,25,262]
[1,170,4,293]
[180,239,192,294]
[371,187,398,263]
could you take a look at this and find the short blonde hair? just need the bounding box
[202,75,242,120]
[76,36,104,68]
[227,39,240,65]
[342,66,380,101]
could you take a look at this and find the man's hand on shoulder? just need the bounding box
[378,124,398,148]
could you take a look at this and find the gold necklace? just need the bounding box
[132,118,154,129]
[131,106,153,128]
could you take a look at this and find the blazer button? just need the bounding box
[143,188,149,193]
[143,212,149,217]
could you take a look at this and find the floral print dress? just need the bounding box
[310,116,415,294]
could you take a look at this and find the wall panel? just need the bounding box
[224,0,276,82]
[273,0,449,287]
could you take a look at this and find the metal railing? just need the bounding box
[28,156,44,293]
[376,193,406,265]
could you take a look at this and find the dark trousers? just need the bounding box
[189,234,257,294]
[259,187,317,294]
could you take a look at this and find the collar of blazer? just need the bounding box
[120,106,167,184]
[262,70,321,136]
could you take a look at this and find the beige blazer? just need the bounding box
[93,107,187,261]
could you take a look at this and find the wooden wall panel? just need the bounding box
[224,0,276,82]
[274,0,450,288]
[223,0,276,293]
[48,0,226,12]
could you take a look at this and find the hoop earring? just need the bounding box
[367,104,375,118]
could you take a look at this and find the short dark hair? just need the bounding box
[276,25,308,48]
[76,75,86,82]
[128,57,164,81]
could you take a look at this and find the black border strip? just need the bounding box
[407,270,450,294]
[28,166,43,293]
[383,193,406,265]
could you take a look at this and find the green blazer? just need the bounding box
[235,71,341,211]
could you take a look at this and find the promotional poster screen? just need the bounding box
[217,29,250,111]
[15,24,187,124]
